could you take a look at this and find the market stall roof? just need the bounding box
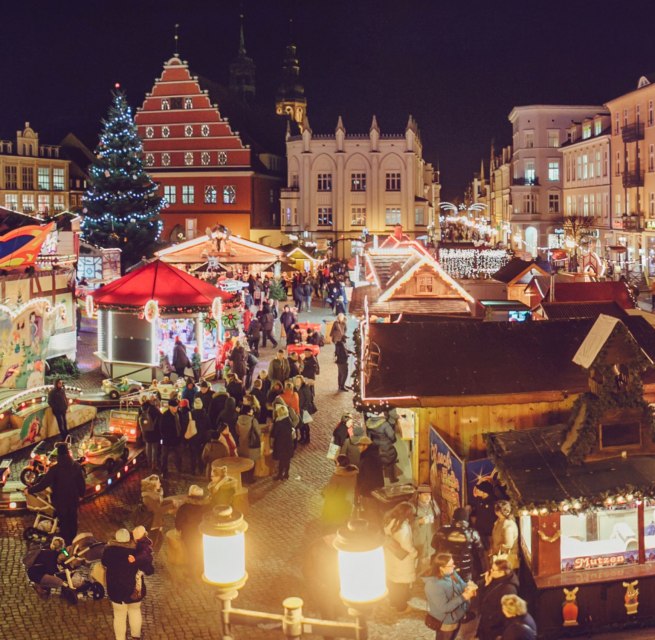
[92,259,230,311]
[548,281,636,309]
[537,301,628,321]
[486,425,655,510]
[363,316,655,401]
[492,257,551,284]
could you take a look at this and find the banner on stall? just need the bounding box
[429,427,464,526]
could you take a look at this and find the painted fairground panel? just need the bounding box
[560,506,639,572]
[643,500,655,562]
[429,427,464,524]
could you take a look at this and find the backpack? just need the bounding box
[248,421,261,449]
[139,410,156,433]
[23,543,42,571]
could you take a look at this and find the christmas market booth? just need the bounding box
[486,315,655,638]
[91,260,232,383]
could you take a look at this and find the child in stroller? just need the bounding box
[25,534,106,603]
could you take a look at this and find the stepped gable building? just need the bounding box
[135,46,286,243]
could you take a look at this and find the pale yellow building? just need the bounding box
[489,144,512,246]
[0,123,70,216]
[606,75,655,278]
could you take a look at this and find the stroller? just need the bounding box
[58,533,106,604]
[23,490,59,543]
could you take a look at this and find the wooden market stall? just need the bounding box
[91,260,232,383]
[486,315,655,638]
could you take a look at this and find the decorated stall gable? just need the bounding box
[0,222,55,270]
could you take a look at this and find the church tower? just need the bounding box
[229,13,256,103]
[275,21,307,131]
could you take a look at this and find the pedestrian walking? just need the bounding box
[189,398,211,475]
[160,398,183,477]
[27,442,85,544]
[48,378,69,437]
[354,435,384,521]
[259,303,277,348]
[271,403,295,480]
[383,501,418,613]
[138,397,161,471]
[294,375,314,444]
[320,454,358,529]
[413,484,440,576]
[335,335,352,391]
[235,404,261,483]
[102,528,155,640]
[329,313,347,346]
[268,349,291,385]
[246,316,261,356]
[191,347,201,382]
[172,337,191,379]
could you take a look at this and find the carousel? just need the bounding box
[91,260,232,383]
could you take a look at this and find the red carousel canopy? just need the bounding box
[92,259,231,311]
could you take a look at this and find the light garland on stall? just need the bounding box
[437,248,510,279]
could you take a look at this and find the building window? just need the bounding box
[650,193,655,217]
[184,153,194,166]
[182,185,194,204]
[37,167,49,190]
[217,151,228,165]
[171,97,183,110]
[595,151,601,177]
[350,172,366,191]
[650,101,654,126]
[201,152,210,166]
[582,155,589,180]
[614,113,620,135]
[417,275,434,293]
[547,130,559,148]
[22,194,35,213]
[385,172,401,191]
[582,123,592,139]
[285,207,292,225]
[162,153,171,166]
[524,160,536,182]
[185,125,193,137]
[615,194,622,216]
[317,207,333,226]
[351,206,366,226]
[566,196,572,215]
[22,166,33,190]
[205,186,217,204]
[145,154,154,167]
[38,194,49,214]
[161,99,170,110]
[385,207,401,225]
[650,145,654,172]
[523,194,536,214]
[548,193,560,213]
[185,217,197,240]
[164,185,176,204]
[317,173,332,191]
[4,194,17,210]
[53,168,65,190]
[594,120,602,136]
[616,152,621,176]
[201,124,210,137]
[415,207,425,225]
[548,160,560,181]
[223,185,236,204]
[184,98,193,110]
[524,131,534,148]
[623,109,628,127]
[583,194,589,216]
[145,126,154,138]
[53,195,64,212]
[162,126,170,138]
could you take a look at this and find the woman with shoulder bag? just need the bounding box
[236,404,261,483]
[424,552,476,640]
[383,501,418,613]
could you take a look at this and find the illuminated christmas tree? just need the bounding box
[81,89,163,271]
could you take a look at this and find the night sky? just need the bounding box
[2,0,655,198]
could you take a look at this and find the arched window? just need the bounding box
[161,99,170,110]
[223,185,236,204]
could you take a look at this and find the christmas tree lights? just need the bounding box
[81,90,164,271]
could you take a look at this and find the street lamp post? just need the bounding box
[201,507,387,640]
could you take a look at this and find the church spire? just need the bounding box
[229,11,256,103]
[275,17,308,131]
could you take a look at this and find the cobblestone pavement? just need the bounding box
[0,308,645,640]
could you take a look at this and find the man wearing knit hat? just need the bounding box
[470,480,498,550]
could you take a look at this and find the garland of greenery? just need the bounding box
[351,326,394,414]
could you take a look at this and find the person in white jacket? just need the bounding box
[383,501,418,613]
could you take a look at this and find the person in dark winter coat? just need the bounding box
[268,349,291,385]
[197,380,213,415]
[294,375,314,444]
[301,349,320,381]
[160,399,183,476]
[48,378,69,436]
[181,379,198,405]
[287,352,301,378]
[500,595,537,640]
[246,317,261,356]
[340,425,364,467]
[432,507,487,582]
[329,313,347,347]
[271,403,295,480]
[217,396,239,443]
[209,389,229,429]
[258,303,277,347]
[355,437,384,519]
[477,558,520,640]
[172,338,191,379]
[280,305,296,341]
[102,528,154,640]
[28,443,85,544]
[332,413,355,447]
[175,485,211,579]
[189,398,211,475]
[335,335,352,391]
[286,324,301,345]
[321,455,358,529]
[366,413,399,482]
[226,374,245,407]
[251,378,268,423]
[229,341,247,380]
[138,398,161,471]
[470,480,498,549]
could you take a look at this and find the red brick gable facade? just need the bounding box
[135,55,280,242]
